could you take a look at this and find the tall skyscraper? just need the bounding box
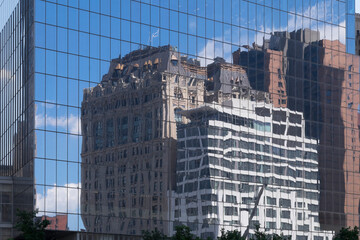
[1,0,360,239]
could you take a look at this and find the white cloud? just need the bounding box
[36,183,81,215]
[357,1,360,14]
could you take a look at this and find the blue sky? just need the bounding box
[357,1,360,13]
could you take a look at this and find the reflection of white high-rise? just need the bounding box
[171,99,333,240]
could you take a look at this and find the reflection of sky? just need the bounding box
[196,0,346,65]
[35,183,85,231]
[34,0,348,69]
[0,0,19,30]
[35,101,83,230]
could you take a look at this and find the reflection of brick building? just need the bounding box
[317,40,360,229]
[41,215,68,231]
[233,48,287,108]
[234,31,360,231]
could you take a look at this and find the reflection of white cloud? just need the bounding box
[302,0,345,43]
[189,19,196,32]
[198,38,231,66]
[198,0,345,66]
[198,27,235,66]
[35,114,45,128]
[35,113,81,134]
[0,68,12,82]
[36,183,81,215]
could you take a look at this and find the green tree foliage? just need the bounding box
[13,209,50,240]
[250,224,291,240]
[144,224,360,240]
[333,226,359,240]
[218,228,245,240]
[171,225,202,240]
[252,224,267,240]
[142,225,205,240]
[142,228,168,240]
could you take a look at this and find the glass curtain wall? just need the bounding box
[1,0,360,239]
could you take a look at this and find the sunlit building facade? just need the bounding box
[1,0,360,239]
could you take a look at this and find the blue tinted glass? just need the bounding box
[2,0,360,238]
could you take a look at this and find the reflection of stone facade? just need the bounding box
[171,99,333,239]
[205,57,270,104]
[80,46,206,235]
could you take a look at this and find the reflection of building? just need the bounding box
[235,30,360,231]
[356,14,360,55]
[39,215,68,231]
[317,40,360,230]
[235,29,321,127]
[233,48,286,108]
[80,46,206,235]
[0,174,33,239]
[205,57,270,105]
[0,120,35,238]
[80,44,344,237]
[0,2,35,238]
[171,99,332,239]
[0,176,13,240]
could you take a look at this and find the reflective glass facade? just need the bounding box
[0,0,34,238]
[1,0,360,239]
[356,13,360,55]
